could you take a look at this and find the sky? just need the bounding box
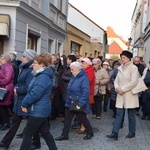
[68,0,137,41]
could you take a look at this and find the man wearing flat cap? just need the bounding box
[106,50,139,140]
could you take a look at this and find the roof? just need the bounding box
[107,26,118,38]
[108,41,122,54]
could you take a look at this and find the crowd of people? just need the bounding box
[0,49,150,149]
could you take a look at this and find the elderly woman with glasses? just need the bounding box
[55,61,93,141]
[19,54,57,150]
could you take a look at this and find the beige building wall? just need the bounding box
[66,23,103,58]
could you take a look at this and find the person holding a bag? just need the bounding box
[0,54,14,130]
[55,61,93,141]
[106,50,139,141]
[92,58,109,119]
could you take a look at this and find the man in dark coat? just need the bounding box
[133,56,145,116]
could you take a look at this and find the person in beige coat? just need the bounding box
[92,58,109,119]
[106,50,139,141]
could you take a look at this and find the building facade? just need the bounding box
[0,0,68,59]
[130,0,150,64]
[67,3,107,58]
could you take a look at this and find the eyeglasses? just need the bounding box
[33,61,38,64]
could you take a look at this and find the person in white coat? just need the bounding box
[106,50,139,140]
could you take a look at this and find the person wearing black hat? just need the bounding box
[106,50,139,140]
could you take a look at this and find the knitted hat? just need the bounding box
[23,49,36,61]
[120,50,133,59]
[81,58,92,65]
[103,62,109,65]
[92,58,101,64]
[2,54,11,62]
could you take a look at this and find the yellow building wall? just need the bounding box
[66,23,103,58]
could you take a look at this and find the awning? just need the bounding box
[0,14,10,37]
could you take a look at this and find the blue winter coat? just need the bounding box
[13,61,34,116]
[65,69,90,114]
[22,67,53,118]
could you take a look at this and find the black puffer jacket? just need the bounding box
[110,68,118,101]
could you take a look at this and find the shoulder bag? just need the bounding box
[95,82,101,97]
[69,96,86,113]
[131,77,148,94]
[0,88,8,102]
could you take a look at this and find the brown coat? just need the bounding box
[94,67,110,95]
[114,61,139,109]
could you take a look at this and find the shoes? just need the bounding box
[141,115,147,120]
[0,123,10,131]
[49,116,56,120]
[106,132,118,141]
[77,129,86,134]
[29,144,41,150]
[0,141,8,150]
[103,109,107,112]
[135,111,140,115]
[16,133,23,138]
[126,132,135,138]
[83,134,93,140]
[55,135,68,141]
[92,115,96,118]
[96,116,101,119]
[71,123,81,129]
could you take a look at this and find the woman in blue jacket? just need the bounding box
[55,61,93,141]
[20,54,57,150]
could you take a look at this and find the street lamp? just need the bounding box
[128,37,132,44]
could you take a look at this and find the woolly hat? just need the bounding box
[103,62,109,65]
[23,49,36,61]
[81,58,92,65]
[2,54,11,62]
[120,50,133,59]
[92,58,101,64]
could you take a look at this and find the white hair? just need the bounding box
[70,61,82,70]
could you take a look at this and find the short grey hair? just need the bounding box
[70,61,82,70]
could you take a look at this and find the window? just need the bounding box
[70,41,80,55]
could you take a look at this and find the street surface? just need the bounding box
[0,109,150,150]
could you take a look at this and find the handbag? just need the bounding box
[69,100,86,113]
[131,77,148,94]
[0,88,8,102]
[96,82,101,97]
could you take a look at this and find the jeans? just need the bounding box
[112,108,136,134]
[1,114,23,147]
[20,116,57,150]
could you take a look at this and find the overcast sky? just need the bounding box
[69,0,137,40]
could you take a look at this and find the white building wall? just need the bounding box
[0,6,17,54]
[68,4,105,44]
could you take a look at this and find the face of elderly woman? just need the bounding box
[121,55,130,65]
[0,56,6,65]
[70,66,79,75]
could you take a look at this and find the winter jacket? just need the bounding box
[114,61,139,109]
[94,67,109,95]
[22,67,54,118]
[13,61,34,116]
[143,67,150,111]
[61,65,72,101]
[110,68,118,101]
[0,62,14,105]
[65,69,90,114]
